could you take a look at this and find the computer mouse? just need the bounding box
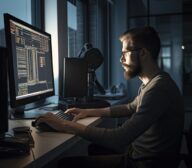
[31,120,57,132]
[13,126,31,133]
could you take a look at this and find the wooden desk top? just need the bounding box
[0,117,101,168]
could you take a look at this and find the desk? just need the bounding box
[0,117,102,168]
[0,97,127,168]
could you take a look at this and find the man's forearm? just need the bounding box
[59,107,111,134]
[87,107,111,117]
[61,121,86,135]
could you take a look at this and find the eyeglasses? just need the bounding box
[121,48,142,57]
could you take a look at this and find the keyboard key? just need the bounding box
[55,110,74,121]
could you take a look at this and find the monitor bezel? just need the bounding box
[4,13,55,108]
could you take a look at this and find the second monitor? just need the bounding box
[63,57,87,99]
[59,57,110,109]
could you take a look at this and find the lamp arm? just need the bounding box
[94,73,106,95]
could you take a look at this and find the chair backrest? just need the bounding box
[184,120,192,168]
[186,121,192,155]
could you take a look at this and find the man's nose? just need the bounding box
[120,55,125,63]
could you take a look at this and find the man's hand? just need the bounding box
[65,108,90,122]
[36,113,72,132]
[65,107,111,122]
[36,112,86,134]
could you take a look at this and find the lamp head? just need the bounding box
[80,43,103,70]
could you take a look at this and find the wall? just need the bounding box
[0,0,31,47]
[110,0,183,100]
[110,0,141,99]
[110,0,129,91]
[45,0,60,97]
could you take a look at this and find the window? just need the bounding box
[160,45,171,72]
[127,0,183,91]
[66,0,110,89]
[0,0,32,47]
[67,0,86,58]
[67,1,77,57]
[0,0,44,46]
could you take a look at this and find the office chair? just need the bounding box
[183,119,192,168]
[126,120,192,168]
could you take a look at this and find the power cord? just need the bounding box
[31,148,36,168]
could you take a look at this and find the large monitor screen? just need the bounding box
[4,13,55,108]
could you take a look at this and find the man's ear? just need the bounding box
[141,48,151,59]
[139,48,150,62]
[140,48,147,56]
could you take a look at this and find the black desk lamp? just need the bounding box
[78,43,106,99]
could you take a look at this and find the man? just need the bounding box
[37,26,184,168]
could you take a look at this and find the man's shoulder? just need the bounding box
[151,71,174,86]
[145,71,180,93]
[153,71,170,81]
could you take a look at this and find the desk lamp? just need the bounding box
[78,43,106,99]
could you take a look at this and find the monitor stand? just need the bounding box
[11,109,47,120]
[58,97,110,110]
[10,98,110,119]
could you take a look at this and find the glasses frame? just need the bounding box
[121,48,142,57]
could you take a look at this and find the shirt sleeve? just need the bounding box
[79,85,169,153]
[109,96,138,118]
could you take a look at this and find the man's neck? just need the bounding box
[139,64,161,85]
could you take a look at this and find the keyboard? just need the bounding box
[54,110,74,121]
[31,110,74,132]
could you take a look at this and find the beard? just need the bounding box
[122,63,141,80]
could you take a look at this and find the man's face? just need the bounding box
[120,40,142,80]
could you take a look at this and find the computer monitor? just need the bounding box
[4,13,55,118]
[58,57,110,109]
[62,57,87,99]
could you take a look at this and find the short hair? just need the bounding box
[119,26,161,61]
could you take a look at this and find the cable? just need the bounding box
[31,148,35,160]
[31,148,36,168]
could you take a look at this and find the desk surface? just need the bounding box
[0,117,102,168]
